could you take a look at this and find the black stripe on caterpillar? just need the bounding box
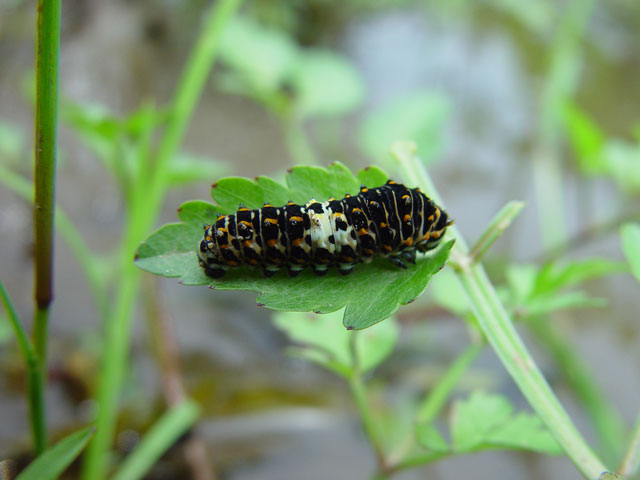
[197,180,452,279]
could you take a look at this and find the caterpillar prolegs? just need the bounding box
[197,180,452,279]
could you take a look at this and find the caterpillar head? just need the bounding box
[197,225,221,266]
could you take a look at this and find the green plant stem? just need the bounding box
[528,318,625,465]
[469,201,525,264]
[348,334,387,472]
[416,342,484,424]
[32,0,61,454]
[387,342,483,468]
[388,451,450,474]
[0,279,46,457]
[618,413,640,477]
[82,2,241,478]
[532,0,595,251]
[393,141,606,479]
[34,0,61,313]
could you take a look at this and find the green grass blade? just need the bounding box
[111,401,200,480]
[15,426,94,480]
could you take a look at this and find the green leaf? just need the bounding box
[285,163,361,205]
[621,223,640,285]
[505,259,625,318]
[255,176,292,206]
[15,426,94,480]
[290,49,365,119]
[219,16,297,94]
[357,166,389,188]
[416,424,450,453]
[272,310,398,377]
[211,177,267,212]
[135,164,454,329]
[450,392,561,455]
[603,141,640,194]
[564,103,607,176]
[165,152,229,186]
[0,313,10,345]
[505,264,538,304]
[429,268,470,316]
[358,90,451,164]
[525,291,607,316]
[112,400,200,480]
[532,259,626,296]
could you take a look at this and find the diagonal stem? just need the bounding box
[393,141,607,479]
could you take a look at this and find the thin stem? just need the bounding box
[34,0,61,312]
[348,333,387,473]
[32,0,61,454]
[393,141,607,479]
[0,279,46,456]
[143,0,242,225]
[416,342,484,424]
[387,342,483,468]
[111,400,200,480]
[82,2,241,478]
[143,276,216,480]
[469,201,525,264]
[532,0,596,251]
[618,413,640,478]
[388,451,451,474]
[528,319,625,465]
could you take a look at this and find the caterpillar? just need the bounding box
[197,180,452,279]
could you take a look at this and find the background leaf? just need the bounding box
[621,223,640,285]
[358,90,451,164]
[290,49,365,119]
[450,392,562,455]
[272,310,398,377]
[416,424,450,453]
[504,259,625,318]
[165,152,229,186]
[219,16,297,94]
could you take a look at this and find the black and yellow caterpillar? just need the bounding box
[197,180,452,278]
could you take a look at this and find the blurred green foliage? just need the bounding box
[566,103,640,194]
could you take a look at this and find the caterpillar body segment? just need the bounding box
[198,181,452,279]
